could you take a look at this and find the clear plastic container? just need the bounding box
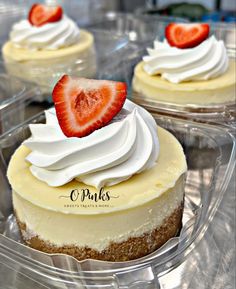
[1,28,128,101]
[132,46,236,126]
[0,1,120,45]
[1,32,96,98]
[90,14,235,125]
[132,23,236,125]
[86,12,188,47]
[0,112,235,289]
[208,22,236,58]
[0,61,43,135]
[97,48,236,127]
[0,1,27,45]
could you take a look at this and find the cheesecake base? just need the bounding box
[133,60,236,106]
[16,204,183,262]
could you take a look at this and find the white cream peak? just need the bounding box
[24,100,159,188]
[10,15,80,50]
[143,36,229,83]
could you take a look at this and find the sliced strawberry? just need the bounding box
[165,23,210,49]
[52,76,127,138]
[28,3,63,27]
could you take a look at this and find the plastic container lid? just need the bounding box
[0,61,44,135]
[0,111,235,288]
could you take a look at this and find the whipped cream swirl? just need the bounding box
[10,15,80,50]
[24,100,159,188]
[143,36,229,83]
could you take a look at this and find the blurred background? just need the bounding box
[0,0,236,38]
[0,0,235,50]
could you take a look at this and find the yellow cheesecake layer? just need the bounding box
[2,30,96,93]
[8,127,187,251]
[132,60,236,106]
[8,127,187,214]
[2,30,94,61]
[13,177,184,251]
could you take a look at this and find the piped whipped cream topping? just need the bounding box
[24,100,159,188]
[143,35,229,83]
[10,15,80,50]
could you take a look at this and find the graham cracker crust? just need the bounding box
[16,205,183,262]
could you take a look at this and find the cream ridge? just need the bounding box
[143,36,229,83]
[10,15,80,50]
[23,100,159,188]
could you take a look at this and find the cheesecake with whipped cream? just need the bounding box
[7,95,187,261]
[2,5,96,95]
[133,26,236,107]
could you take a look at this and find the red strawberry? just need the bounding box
[165,23,210,49]
[28,3,63,27]
[52,76,127,138]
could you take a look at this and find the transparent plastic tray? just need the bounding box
[0,61,44,135]
[0,1,120,45]
[90,13,236,125]
[0,0,120,45]
[86,13,235,58]
[0,112,235,289]
[86,12,188,46]
[97,51,236,127]
[132,21,236,125]
[0,1,27,45]
[1,29,129,100]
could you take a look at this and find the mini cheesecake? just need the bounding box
[2,30,96,94]
[7,126,187,262]
[133,60,236,107]
[133,23,235,109]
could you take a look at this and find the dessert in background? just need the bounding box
[7,77,187,262]
[133,23,235,107]
[2,3,96,97]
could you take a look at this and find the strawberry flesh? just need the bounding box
[52,76,127,138]
[29,3,63,27]
[165,23,210,49]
